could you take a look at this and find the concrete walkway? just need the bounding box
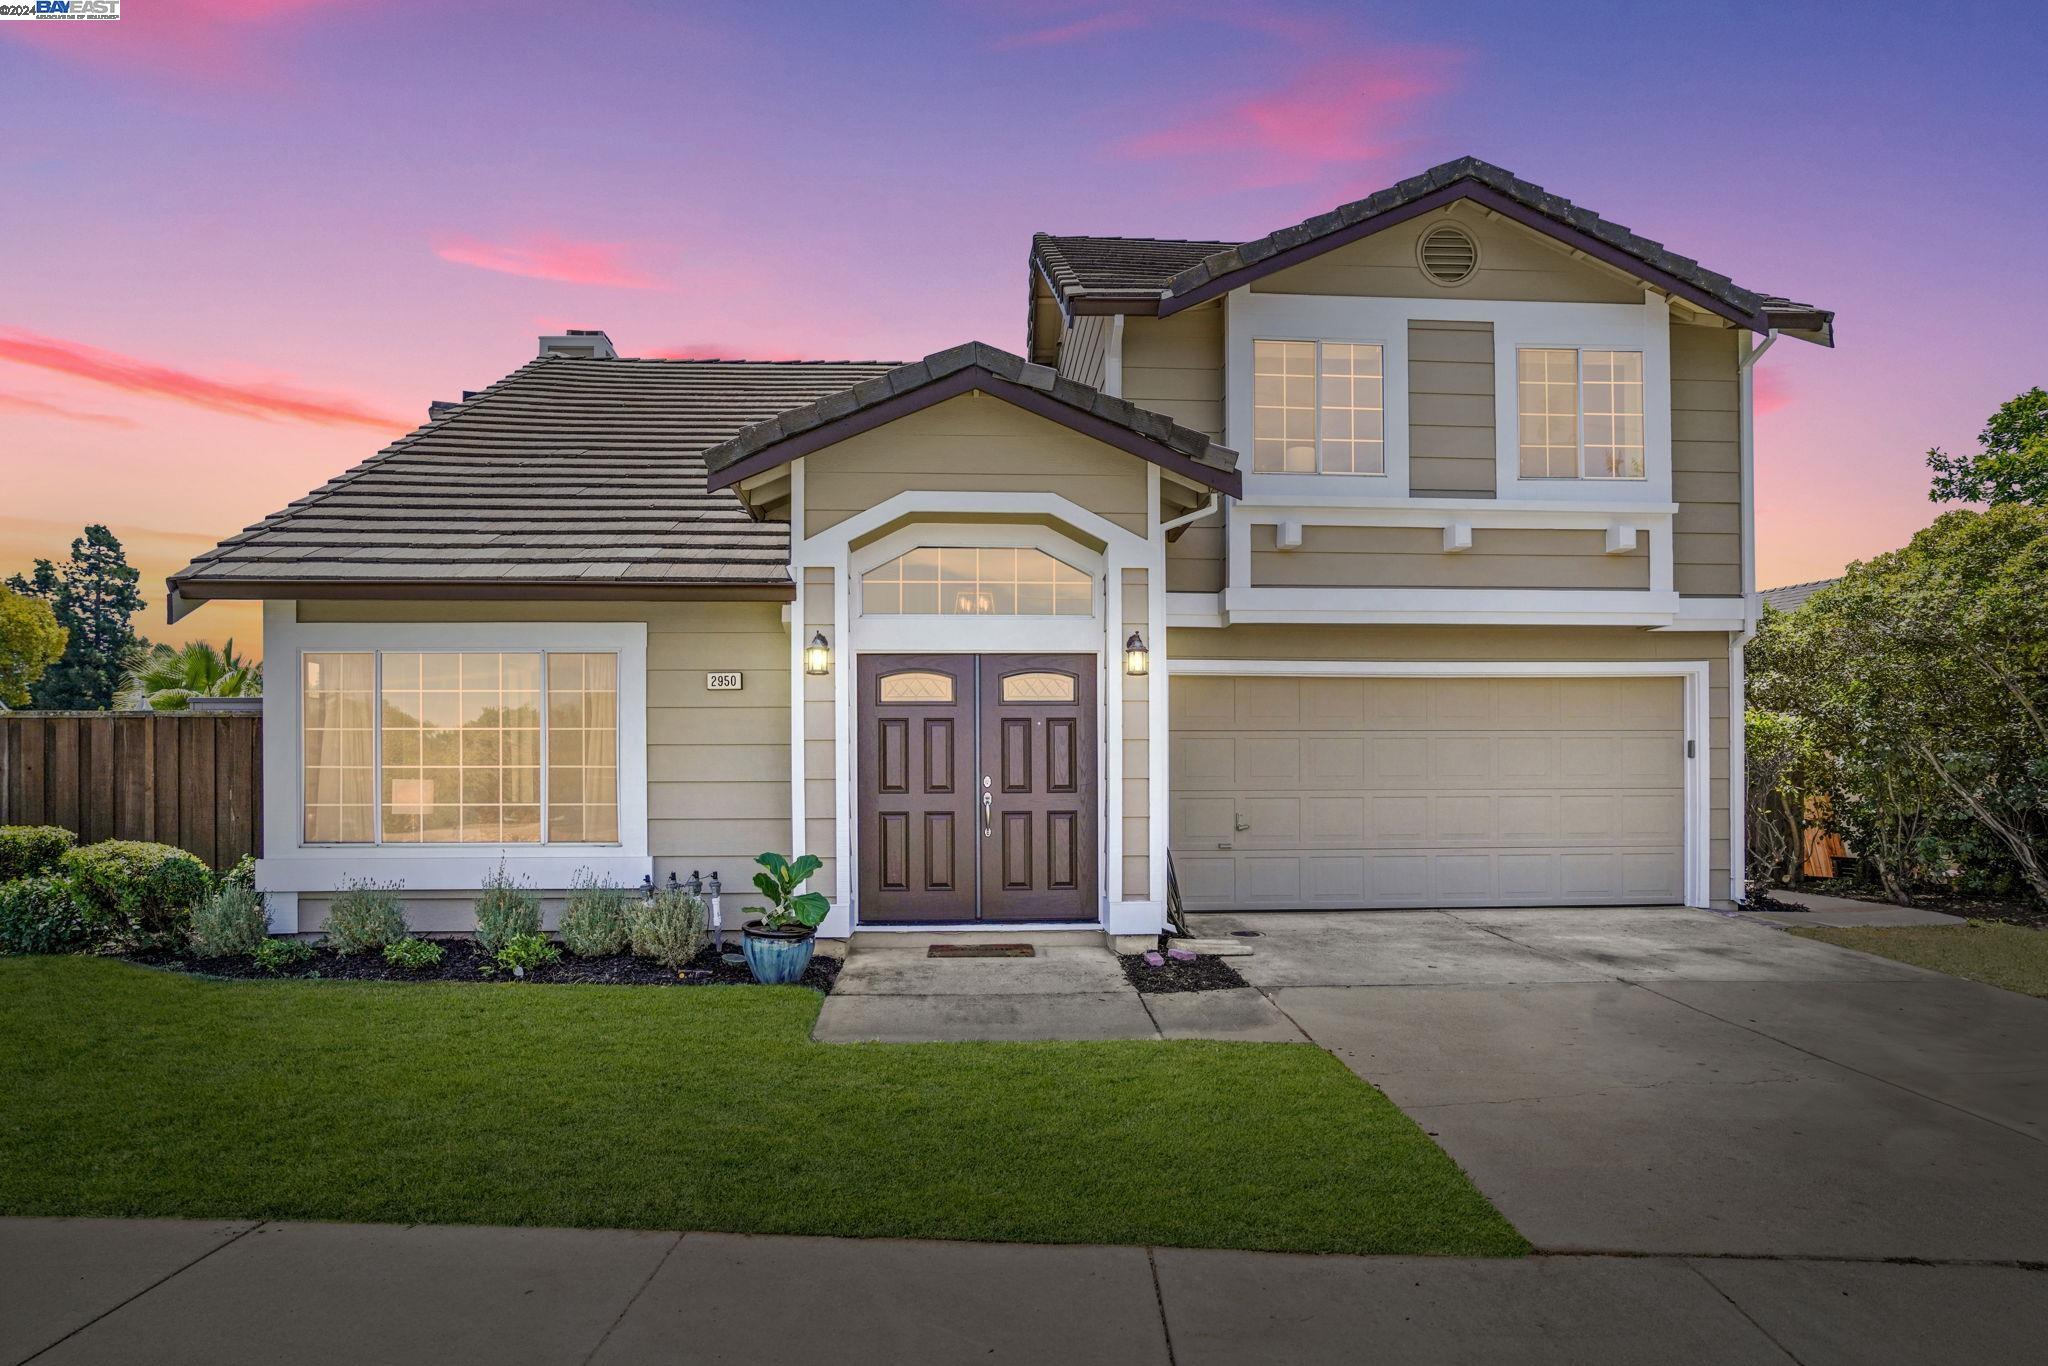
[1742,886,1969,928]
[7,1216,2046,1365]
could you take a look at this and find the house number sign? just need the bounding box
[705,672,743,691]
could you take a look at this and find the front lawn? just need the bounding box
[1791,923,2048,1000]
[0,957,1525,1256]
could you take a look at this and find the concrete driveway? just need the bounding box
[1189,906,2048,1262]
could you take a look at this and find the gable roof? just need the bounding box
[1760,577,1840,613]
[1032,156,1833,345]
[701,341,1242,497]
[168,355,900,614]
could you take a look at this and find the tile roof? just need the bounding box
[701,341,1242,495]
[170,356,901,600]
[1760,578,1840,613]
[1033,156,1832,342]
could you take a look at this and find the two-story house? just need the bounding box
[169,158,1831,943]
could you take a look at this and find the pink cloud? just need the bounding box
[1753,366,1793,415]
[435,236,671,291]
[0,328,404,431]
[1117,51,1463,186]
[0,390,136,429]
[993,9,1146,49]
[645,343,818,362]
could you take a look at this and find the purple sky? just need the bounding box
[3,0,2043,651]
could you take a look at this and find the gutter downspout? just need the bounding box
[1159,491,1221,535]
[1729,328,1778,905]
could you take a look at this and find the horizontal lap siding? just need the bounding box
[1122,569,1150,899]
[1169,624,1734,901]
[1250,525,1649,590]
[1124,306,1227,594]
[1408,320,1496,497]
[297,599,791,892]
[801,393,1150,538]
[1671,324,1743,597]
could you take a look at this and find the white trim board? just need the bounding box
[1166,657,1714,910]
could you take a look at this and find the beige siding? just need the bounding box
[1058,313,1111,389]
[1121,568,1150,899]
[1252,201,1642,303]
[1122,304,1224,438]
[296,598,795,908]
[803,568,838,899]
[801,392,1151,539]
[1671,323,1743,597]
[1249,524,1649,590]
[1169,624,1734,902]
[1409,320,1496,497]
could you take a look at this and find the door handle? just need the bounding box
[982,791,993,837]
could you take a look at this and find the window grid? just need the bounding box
[861,546,1092,616]
[1581,349,1645,479]
[300,649,619,846]
[1517,347,1580,478]
[1254,339,1386,476]
[1518,346,1647,480]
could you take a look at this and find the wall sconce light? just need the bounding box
[803,630,832,676]
[1124,631,1150,677]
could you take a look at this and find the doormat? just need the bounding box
[927,943,1036,958]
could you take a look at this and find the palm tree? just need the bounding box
[117,639,263,711]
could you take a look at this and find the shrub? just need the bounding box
[219,853,257,892]
[60,840,210,950]
[629,885,710,969]
[487,931,560,978]
[558,870,632,957]
[322,878,408,954]
[383,937,444,971]
[0,875,104,955]
[190,883,269,958]
[253,937,314,975]
[473,866,541,955]
[0,825,76,881]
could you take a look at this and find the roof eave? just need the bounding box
[165,575,797,619]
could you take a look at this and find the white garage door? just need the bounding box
[1170,675,1685,911]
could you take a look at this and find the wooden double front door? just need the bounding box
[857,654,1098,923]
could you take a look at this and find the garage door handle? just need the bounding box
[1234,812,1251,831]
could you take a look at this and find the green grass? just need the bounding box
[1791,923,2048,1000]
[0,957,1525,1256]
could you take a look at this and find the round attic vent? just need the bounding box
[1417,223,1479,286]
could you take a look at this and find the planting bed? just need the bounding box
[1118,952,1249,994]
[127,941,841,991]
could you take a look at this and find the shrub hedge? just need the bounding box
[0,875,105,955]
[59,841,210,950]
[0,826,76,882]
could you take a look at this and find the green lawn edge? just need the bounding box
[1789,923,2048,1000]
[0,957,1528,1258]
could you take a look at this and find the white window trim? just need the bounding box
[259,603,650,901]
[1248,337,1393,480]
[1224,287,1673,507]
[1166,657,1714,910]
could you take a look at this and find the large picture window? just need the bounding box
[1252,339,1385,475]
[301,649,618,845]
[1517,347,1644,480]
[861,546,1092,616]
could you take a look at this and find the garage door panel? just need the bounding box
[1172,675,1687,910]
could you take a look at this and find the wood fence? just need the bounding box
[0,712,262,870]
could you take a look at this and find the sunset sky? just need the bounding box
[3,1,2042,656]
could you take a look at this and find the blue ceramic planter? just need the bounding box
[742,924,815,984]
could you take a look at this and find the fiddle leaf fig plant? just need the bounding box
[751,851,829,931]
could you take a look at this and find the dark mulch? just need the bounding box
[124,941,841,991]
[1742,883,1806,913]
[1783,879,2048,930]
[1118,951,1249,994]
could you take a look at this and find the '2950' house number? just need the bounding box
[705,672,743,691]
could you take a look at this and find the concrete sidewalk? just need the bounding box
[1741,887,1969,928]
[7,1217,2047,1366]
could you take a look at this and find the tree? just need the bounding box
[1928,386,2048,506]
[116,639,263,712]
[0,587,67,709]
[6,525,147,710]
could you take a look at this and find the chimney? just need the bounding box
[538,328,617,359]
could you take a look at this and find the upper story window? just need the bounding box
[1516,347,1645,480]
[302,649,618,846]
[1253,339,1384,476]
[861,546,1092,616]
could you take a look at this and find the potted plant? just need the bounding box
[740,851,829,984]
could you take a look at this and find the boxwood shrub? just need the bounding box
[0,874,105,955]
[0,825,77,882]
[60,840,211,950]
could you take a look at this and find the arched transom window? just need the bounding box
[861,546,1093,616]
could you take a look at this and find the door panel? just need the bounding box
[858,656,976,922]
[978,655,1097,922]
